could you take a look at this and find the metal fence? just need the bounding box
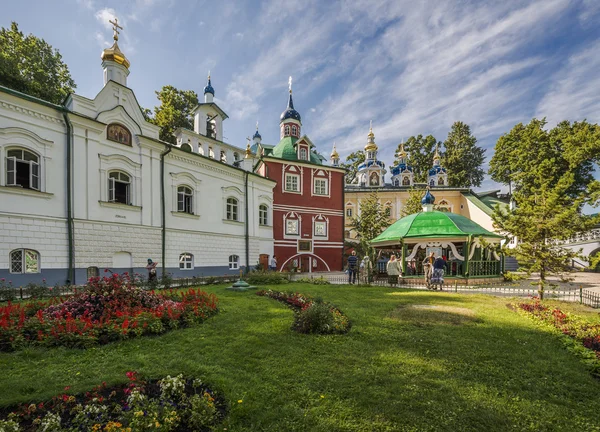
[293,271,600,309]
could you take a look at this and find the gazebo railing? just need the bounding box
[377,259,501,278]
[468,260,501,277]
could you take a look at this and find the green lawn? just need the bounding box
[1,284,599,431]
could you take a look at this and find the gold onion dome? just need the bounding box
[397,142,407,158]
[364,122,378,152]
[331,144,339,159]
[101,18,130,69]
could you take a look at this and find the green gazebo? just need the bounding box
[370,190,504,281]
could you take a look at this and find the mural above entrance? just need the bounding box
[107,123,132,146]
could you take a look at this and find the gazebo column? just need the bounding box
[401,241,407,276]
[464,235,472,278]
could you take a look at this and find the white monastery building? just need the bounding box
[0,21,275,286]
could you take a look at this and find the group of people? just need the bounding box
[346,250,446,288]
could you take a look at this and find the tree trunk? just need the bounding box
[538,266,545,300]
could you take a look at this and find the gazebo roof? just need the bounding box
[371,211,502,246]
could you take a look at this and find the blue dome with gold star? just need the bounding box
[280,93,301,123]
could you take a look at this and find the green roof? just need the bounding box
[271,136,322,164]
[371,211,502,245]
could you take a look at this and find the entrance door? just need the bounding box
[301,255,311,273]
[259,254,269,271]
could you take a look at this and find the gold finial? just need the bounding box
[288,76,292,94]
[109,17,123,41]
[208,70,211,80]
[368,120,374,137]
[331,142,339,159]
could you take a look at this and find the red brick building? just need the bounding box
[253,83,345,272]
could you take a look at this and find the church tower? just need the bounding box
[428,145,448,187]
[192,72,228,141]
[203,72,215,103]
[390,141,414,187]
[280,77,301,139]
[330,143,339,167]
[101,18,130,87]
[357,122,385,187]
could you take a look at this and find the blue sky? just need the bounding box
[3,0,600,191]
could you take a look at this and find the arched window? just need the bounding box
[438,177,445,186]
[87,266,99,279]
[10,249,39,273]
[259,204,268,226]
[6,148,40,190]
[108,171,131,204]
[285,214,299,235]
[429,178,435,187]
[284,125,290,136]
[233,152,240,162]
[220,150,227,163]
[177,186,194,214]
[394,179,400,186]
[180,143,192,152]
[208,147,215,158]
[291,125,297,136]
[226,197,239,221]
[300,148,307,160]
[402,176,411,186]
[206,115,216,139]
[229,254,239,270]
[179,253,194,270]
[346,207,353,217]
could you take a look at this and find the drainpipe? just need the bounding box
[62,111,75,285]
[160,145,172,276]
[245,171,250,274]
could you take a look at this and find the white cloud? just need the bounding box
[94,8,117,29]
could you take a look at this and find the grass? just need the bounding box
[1,284,600,431]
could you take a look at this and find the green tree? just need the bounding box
[0,22,76,104]
[404,135,440,183]
[349,191,391,259]
[151,86,199,143]
[340,151,365,184]
[489,118,600,298]
[442,121,485,188]
[401,188,426,216]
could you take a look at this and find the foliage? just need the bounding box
[0,372,226,431]
[349,191,391,262]
[245,270,290,285]
[0,273,218,351]
[296,277,331,285]
[148,86,199,144]
[340,151,365,184]
[516,299,600,375]
[403,135,441,183]
[0,22,76,104]
[401,188,426,217]
[442,121,485,188]
[490,119,600,298]
[256,289,351,334]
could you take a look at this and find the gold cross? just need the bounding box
[109,18,123,41]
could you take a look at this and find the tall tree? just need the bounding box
[340,151,365,184]
[401,188,426,217]
[489,118,600,298]
[442,122,485,188]
[151,86,199,143]
[0,22,76,104]
[349,191,391,259]
[403,135,440,183]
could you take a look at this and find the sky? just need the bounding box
[3,0,600,191]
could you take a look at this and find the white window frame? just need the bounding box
[284,125,290,136]
[226,197,239,221]
[314,221,327,237]
[229,254,239,270]
[9,248,40,274]
[179,253,194,270]
[286,218,299,235]
[284,173,300,192]
[346,208,353,217]
[5,148,40,191]
[313,178,328,196]
[291,125,297,136]
[177,185,194,214]
[259,204,269,226]
[299,147,307,160]
[108,171,131,205]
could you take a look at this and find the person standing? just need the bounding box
[422,252,435,288]
[347,251,358,284]
[146,258,158,282]
[431,256,446,290]
[386,255,401,286]
[360,255,372,284]
[270,255,277,272]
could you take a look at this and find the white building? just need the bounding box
[0,23,274,286]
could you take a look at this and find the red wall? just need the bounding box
[265,159,345,272]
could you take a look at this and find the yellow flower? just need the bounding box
[134,411,144,417]
[237,399,243,403]
[155,422,161,428]
[320,395,325,399]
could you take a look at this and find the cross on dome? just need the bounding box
[109,17,123,41]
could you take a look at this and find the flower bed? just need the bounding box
[0,372,227,431]
[516,298,600,375]
[0,273,218,352]
[257,290,351,334]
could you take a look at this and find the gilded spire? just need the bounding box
[433,143,440,165]
[331,142,339,159]
[397,140,407,158]
[101,17,130,69]
[245,137,253,158]
[365,121,377,152]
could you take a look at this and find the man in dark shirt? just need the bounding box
[347,251,358,284]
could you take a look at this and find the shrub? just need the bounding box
[0,372,227,431]
[296,277,331,285]
[246,271,290,285]
[257,290,351,335]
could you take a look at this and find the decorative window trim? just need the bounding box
[0,185,53,199]
[99,154,141,206]
[225,196,240,221]
[259,204,269,226]
[229,254,239,270]
[297,240,313,253]
[311,168,331,197]
[284,211,301,239]
[313,214,329,240]
[284,173,301,193]
[171,172,201,217]
[177,185,194,214]
[179,252,194,270]
[98,200,142,212]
